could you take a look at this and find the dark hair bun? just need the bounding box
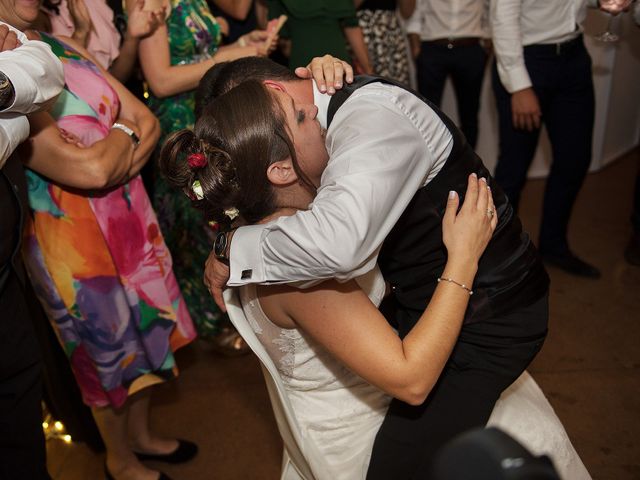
[160,79,298,227]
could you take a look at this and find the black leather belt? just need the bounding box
[424,37,481,49]
[524,34,583,56]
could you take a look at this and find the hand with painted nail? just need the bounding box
[295,55,354,95]
[442,174,498,267]
[59,128,86,148]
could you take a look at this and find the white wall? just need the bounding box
[437,9,640,178]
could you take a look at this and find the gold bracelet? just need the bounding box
[238,36,247,47]
[437,277,473,295]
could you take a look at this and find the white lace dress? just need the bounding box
[239,268,590,480]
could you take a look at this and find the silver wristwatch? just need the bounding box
[0,72,15,109]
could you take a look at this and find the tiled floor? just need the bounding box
[47,148,640,479]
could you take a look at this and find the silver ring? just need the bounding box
[487,208,495,218]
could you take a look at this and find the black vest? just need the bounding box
[327,76,549,328]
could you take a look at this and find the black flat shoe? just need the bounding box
[134,439,198,464]
[105,464,173,480]
[541,251,601,279]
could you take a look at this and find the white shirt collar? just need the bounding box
[312,81,331,130]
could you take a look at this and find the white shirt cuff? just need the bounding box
[228,224,269,286]
[404,12,422,35]
[0,114,30,165]
[500,64,533,94]
[2,61,39,113]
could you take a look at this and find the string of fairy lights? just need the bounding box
[42,411,72,444]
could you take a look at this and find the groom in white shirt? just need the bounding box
[197,57,549,477]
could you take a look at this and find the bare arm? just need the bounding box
[22,112,134,188]
[67,0,92,47]
[398,0,416,19]
[72,35,159,179]
[137,5,272,98]
[138,28,263,98]
[23,35,159,189]
[109,0,165,83]
[260,175,497,405]
[109,34,139,83]
[211,0,253,20]
[255,0,268,28]
[343,25,372,74]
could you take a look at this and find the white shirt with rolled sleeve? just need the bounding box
[405,0,490,41]
[228,81,453,287]
[0,22,65,166]
[491,0,599,94]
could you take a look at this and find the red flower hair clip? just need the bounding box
[187,153,207,168]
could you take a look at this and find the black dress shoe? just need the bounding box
[134,439,198,464]
[104,464,173,480]
[541,251,601,279]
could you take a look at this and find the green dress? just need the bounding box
[148,0,224,337]
[267,0,359,70]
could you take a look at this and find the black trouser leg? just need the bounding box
[416,43,448,108]
[492,62,541,212]
[538,43,594,254]
[450,44,487,149]
[418,44,487,149]
[0,272,50,480]
[366,296,548,480]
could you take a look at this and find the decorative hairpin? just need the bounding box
[224,207,239,220]
[191,180,204,200]
[187,153,207,168]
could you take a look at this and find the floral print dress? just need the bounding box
[148,0,225,337]
[23,34,196,408]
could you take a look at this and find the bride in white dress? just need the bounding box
[160,79,590,480]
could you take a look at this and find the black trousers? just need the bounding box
[367,294,548,479]
[492,37,595,255]
[0,271,50,480]
[416,42,487,148]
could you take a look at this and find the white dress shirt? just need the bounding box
[228,81,453,286]
[405,0,490,40]
[491,0,599,93]
[0,23,65,166]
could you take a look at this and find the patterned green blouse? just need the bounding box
[149,0,225,337]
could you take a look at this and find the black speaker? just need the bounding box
[432,427,561,480]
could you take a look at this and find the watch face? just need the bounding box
[214,232,227,257]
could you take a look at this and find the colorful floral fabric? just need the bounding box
[23,34,196,408]
[147,0,220,137]
[148,0,226,337]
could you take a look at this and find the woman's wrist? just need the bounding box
[123,29,142,43]
[441,258,478,288]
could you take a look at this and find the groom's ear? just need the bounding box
[266,158,298,186]
[263,80,287,92]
